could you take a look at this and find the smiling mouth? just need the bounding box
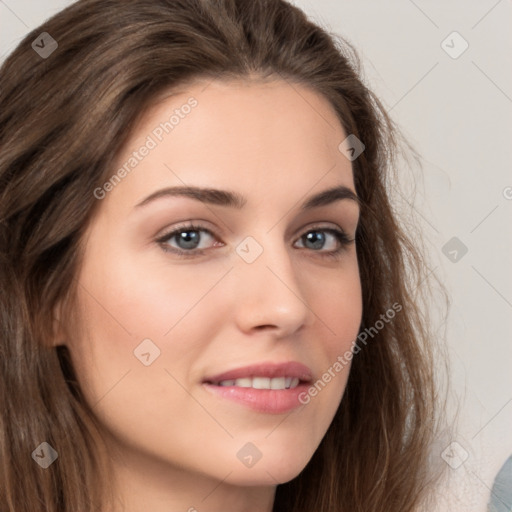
[201,362,313,413]
[205,376,304,390]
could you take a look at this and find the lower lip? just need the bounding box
[202,383,310,414]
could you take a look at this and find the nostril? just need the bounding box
[255,324,277,330]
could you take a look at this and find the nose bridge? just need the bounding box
[231,231,310,334]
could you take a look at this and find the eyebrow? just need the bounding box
[134,184,359,211]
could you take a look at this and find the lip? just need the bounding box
[202,361,313,414]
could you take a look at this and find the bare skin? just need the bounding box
[55,77,362,512]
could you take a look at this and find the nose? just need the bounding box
[231,237,311,338]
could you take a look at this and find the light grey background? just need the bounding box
[1,1,511,510]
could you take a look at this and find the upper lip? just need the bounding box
[203,361,313,384]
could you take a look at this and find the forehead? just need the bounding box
[102,78,354,215]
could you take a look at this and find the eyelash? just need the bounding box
[156,222,355,260]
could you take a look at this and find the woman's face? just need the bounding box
[63,78,362,490]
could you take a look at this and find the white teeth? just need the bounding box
[270,377,286,389]
[252,377,270,389]
[216,376,301,389]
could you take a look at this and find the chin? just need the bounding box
[220,448,315,487]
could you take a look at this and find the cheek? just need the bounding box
[67,248,230,402]
[75,244,224,344]
[289,258,362,430]
[66,263,222,461]
[309,259,363,356]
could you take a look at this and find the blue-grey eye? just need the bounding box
[297,229,349,252]
[174,230,201,250]
[160,226,216,252]
[303,231,326,250]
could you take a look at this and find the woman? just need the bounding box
[0,0,444,510]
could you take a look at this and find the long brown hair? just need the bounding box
[0,0,446,510]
